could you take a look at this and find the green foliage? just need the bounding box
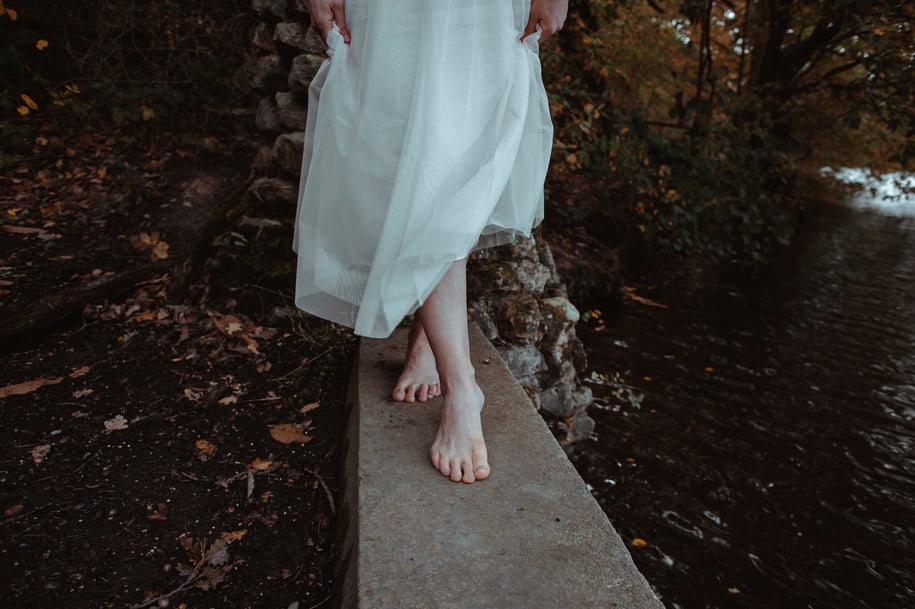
[541,0,913,265]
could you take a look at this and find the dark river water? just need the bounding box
[572,174,915,609]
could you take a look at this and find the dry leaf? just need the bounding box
[249,458,273,471]
[268,423,312,444]
[132,310,157,322]
[184,387,204,402]
[631,538,648,548]
[68,366,90,378]
[103,415,129,432]
[220,530,247,543]
[195,439,217,457]
[299,401,320,414]
[146,502,169,521]
[72,388,94,398]
[31,444,51,465]
[1,224,47,235]
[0,376,63,398]
[5,504,25,518]
[218,395,238,406]
[150,240,169,260]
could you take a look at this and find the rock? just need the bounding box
[540,296,580,324]
[494,293,541,341]
[251,144,274,173]
[271,132,305,175]
[289,0,311,19]
[255,95,281,132]
[539,296,580,346]
[274,21,310,51]
[469,301,499,341]
[499,345,546,379]
[252,0,287,19]
[558,411,597,444]
[252,22,276,53]
[248,177,298,208]
[288,53,327,92]
[538,383,575,418]
[275,91,308,131]
[246,54,286,93]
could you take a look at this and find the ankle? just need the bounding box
[439,367,478,395]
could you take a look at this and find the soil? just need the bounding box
[1,119,355,609]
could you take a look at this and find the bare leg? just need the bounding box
[417,257,490,483]
[392,320,441,403]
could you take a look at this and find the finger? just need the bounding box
[521,15,539,41]
[332,1,351,43]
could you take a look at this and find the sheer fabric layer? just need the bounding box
[292,0,553,338]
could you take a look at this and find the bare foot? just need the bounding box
[430,382,490,483]
[392,323,441,403]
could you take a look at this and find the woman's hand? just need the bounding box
[522,0,568,41]
[308,0,351,45]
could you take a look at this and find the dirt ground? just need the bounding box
[1,122,355,609]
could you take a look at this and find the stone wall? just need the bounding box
[245,0,595,444]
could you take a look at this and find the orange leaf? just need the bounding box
[68,366,90,378]
[195,439,217,456]
[0,377,63,398]
[20,94,38,110]
[268,423,312,444]
[220,530,247,543]
[631,538,648,548]
[249,458,273,471]
[36,39,49,50]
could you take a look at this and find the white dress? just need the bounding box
[292,0,553,338]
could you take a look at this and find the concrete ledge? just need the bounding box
[336,322,663,609]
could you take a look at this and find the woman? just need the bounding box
[294,0,567,483]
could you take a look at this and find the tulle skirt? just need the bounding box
[292,0,553,338]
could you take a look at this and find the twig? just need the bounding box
[128,557,207,609]
[304,467,335,515]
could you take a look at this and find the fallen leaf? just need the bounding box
[184,387,204,402]
[220,530,247,543]
[195,439,217,457]
[36,39,49,50]
[150,240,169,261]
[195,565,228,590]
[146,502,169,521]
[299,401,319,414]
[631,538,648,548]
[68,366,91,378]
[20,94,38,110]
[72,388,93,398]
[218,395,238,406]
[31,444,51,465]
[1,224,49,235]
[0,376,63,398]
[268,423,312,445]
[249,458,273,471]
[4,504,24,518]
[132,310,157,322]
[103,415,129,432]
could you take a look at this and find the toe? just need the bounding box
[392,387,405,402]
[417,384,429,402]
[449,459,463,482]
[461,459,476,483]
[404,384,417,403]
[429,447,441,470]
[472,448,490,480]
[440,458,451,477]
